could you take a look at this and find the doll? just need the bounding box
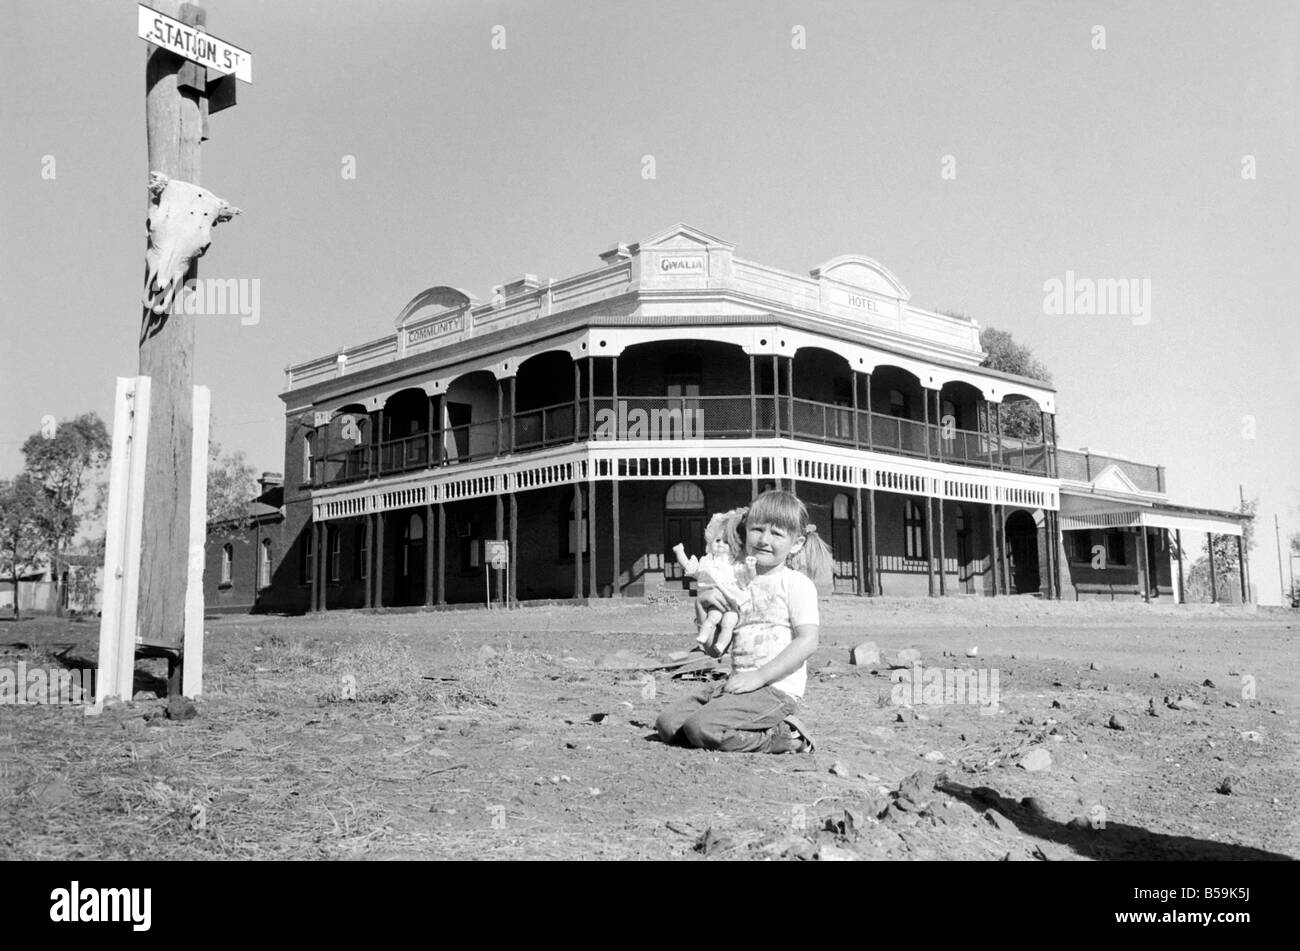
[671,507,757,657]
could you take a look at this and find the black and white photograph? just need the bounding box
[1,0,1296,900]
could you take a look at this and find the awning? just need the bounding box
[1059,504,1242,537]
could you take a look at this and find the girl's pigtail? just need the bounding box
[791,524,835,597]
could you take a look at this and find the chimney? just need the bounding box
[258,472,284,493]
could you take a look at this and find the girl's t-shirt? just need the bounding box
[729,564,819,699]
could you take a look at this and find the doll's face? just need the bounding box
[710,537,731,556]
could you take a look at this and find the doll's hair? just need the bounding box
[703,507,748,559]
[745,490,834,594]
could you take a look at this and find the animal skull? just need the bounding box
[143,171,241,315]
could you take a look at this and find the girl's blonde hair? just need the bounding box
[744,490,834,595]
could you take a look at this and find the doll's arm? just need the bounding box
[671,543,699,576]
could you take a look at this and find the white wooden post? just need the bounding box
[182,385,210,697]
[94,376,152,709]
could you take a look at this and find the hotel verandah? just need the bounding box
[204,225,1250,613]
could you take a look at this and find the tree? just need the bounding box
[978,327,1054,441]
[1184,497,1256,603]
[21,413,111,616]
[0,475,49,620]
[207,437,259,540]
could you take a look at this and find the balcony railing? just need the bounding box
[312,393,1053,488]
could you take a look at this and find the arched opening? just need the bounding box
[997,392,1047,474]
[793,347,854,444]
[380,388,431,472]
[324,402,370,484]
[444,370,499,462]
[1005,510,1041,595]
[620,340,749,439]
[869,366,927,456]
[664,481,706,581]
[220,543,233,586]
[938,381,987,466]
[515,351,577,449]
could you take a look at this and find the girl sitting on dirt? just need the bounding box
[655,489,833,754]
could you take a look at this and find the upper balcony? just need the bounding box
[310,390,1053,491]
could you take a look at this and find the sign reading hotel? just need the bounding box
[138,4,254,83]
[407,314,462,345]
[657,255,705,275]
[830,286,895,318]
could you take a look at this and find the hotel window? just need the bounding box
[460,518,481,575]
[665,481,705,512]
[220,544,233,586]
[941,399,958,431]
[1105,530,1128,566]
[259,539,272,589]
[560,492,588,559]
[303,432,315,483]
[1071,530,1095,563]
[904,501,925,561]
[356,526,368,580]
[831,494,851,569]
[301,529,314,584]
[329,527,342,582]
[889,389,908,419]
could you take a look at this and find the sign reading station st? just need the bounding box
[138,4,253,83]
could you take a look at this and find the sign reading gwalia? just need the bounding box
[137,4,253,83]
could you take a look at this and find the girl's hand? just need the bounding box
[724,670,766,694]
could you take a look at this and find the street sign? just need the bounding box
[485,540,509,570]
[138,4,253,84]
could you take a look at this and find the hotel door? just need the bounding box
[954,506,974,594]
[397,512,425,605]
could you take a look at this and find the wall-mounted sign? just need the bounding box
[657,255,705,275]
[830,286,894,317]
[407,314,462,345]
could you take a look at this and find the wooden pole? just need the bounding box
[1236,534,1247,603]
[1000,506,1011,594]
[436,503,445,605]
[374,512,385,608]
[936,496,946,596]
[867,486,878,595]
[853,485,864,595]
[1175,528,1185,604]
[588,479,597,598]
[424,502,434,607]
[925,497,936,596]
[496,493,505,607]
[573,482,583,598]
[988,504,1000,596]
[138,0,205,656]
[1138,521,1151,602]
[508,492,518,605]
[363,513,374,609]
[1207,532,1217,603]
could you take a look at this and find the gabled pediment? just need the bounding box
[811,255,910,301]
[1091,464,1141,495]
[638,223,736,252]
[394,285,480,329]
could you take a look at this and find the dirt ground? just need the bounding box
[1,596,1296,861]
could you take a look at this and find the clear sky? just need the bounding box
[2,0,1296,601]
